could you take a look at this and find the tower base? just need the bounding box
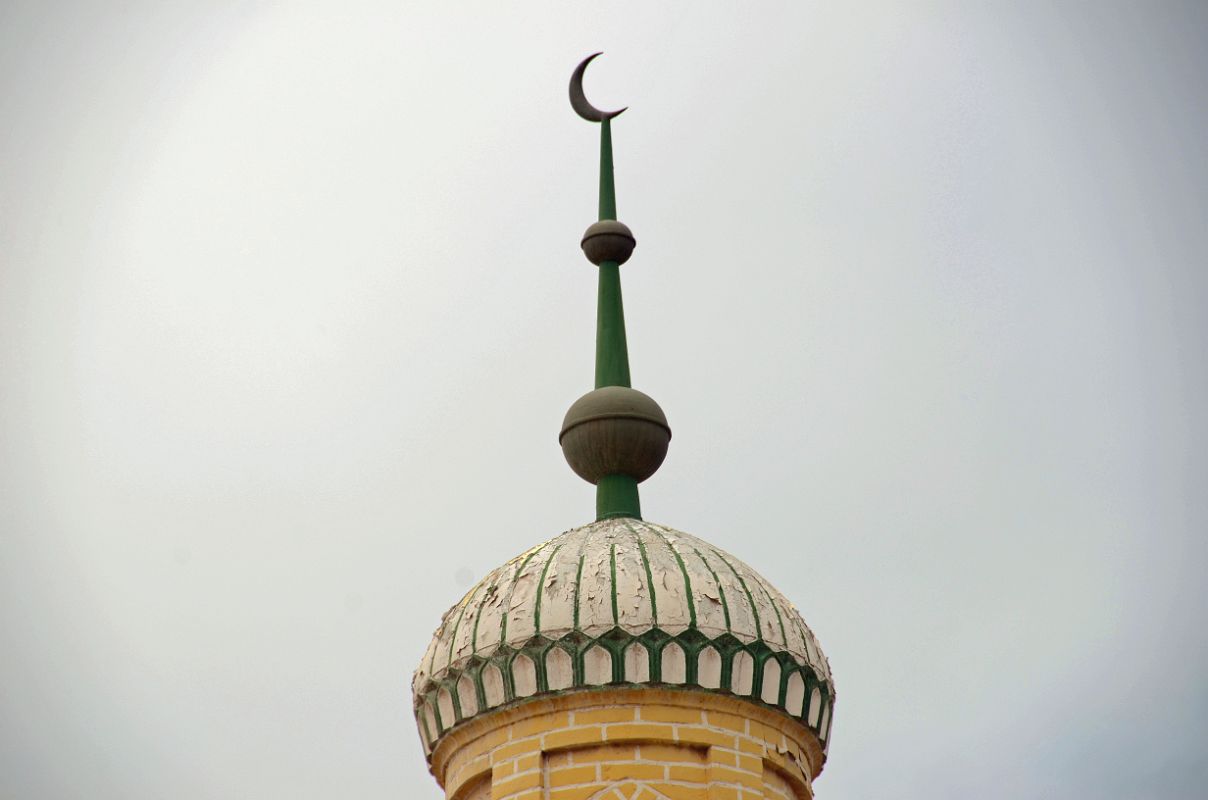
[429,687,823,800]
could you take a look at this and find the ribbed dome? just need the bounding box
[412,518,834,759]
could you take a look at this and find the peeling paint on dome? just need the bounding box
[411,518,835,760]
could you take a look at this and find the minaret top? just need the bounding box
[558,53,671,522]
[410,56,836,788]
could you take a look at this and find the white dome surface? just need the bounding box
[412,518,834,756]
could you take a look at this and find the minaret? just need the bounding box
[412,54,835,800]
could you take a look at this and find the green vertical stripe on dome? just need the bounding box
[623,519,657,624]
[711,548,761,638]
[571,527,591,631]
[532,542,564,635]
[790,615,817,673]
[499,545,544,647]
[422,639,438,685]
[693,547,731,631]
[444,581,483,669]
[469,575,499,655]
[643,522,695,628]
[750,566,788,645]
[572,554,586,630]
[609,542,619,626]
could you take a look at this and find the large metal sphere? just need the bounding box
[559,386,670,484]
[581,220,636,266]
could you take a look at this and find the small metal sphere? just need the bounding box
[560,386,670,484]
[581,220,636,266]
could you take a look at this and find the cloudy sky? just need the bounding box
[2,2,1205,798]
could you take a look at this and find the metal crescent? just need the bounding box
[569,52,626,122]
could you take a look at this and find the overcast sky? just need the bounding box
[2,2,1205,798]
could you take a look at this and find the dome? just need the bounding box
[412,518,835,759]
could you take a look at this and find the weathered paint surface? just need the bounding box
[412,518,835,759]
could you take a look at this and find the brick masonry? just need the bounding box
[430,688,822,800]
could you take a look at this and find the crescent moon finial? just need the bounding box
[570,52,626,123]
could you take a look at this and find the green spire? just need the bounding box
[593,119,640,520]
[595,120,632,391]
[598,118,618,221]
[562,53,669,523]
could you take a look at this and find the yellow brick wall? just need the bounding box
[429,688,822,800]
[460,776,491,800]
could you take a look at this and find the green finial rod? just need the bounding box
[595,118,632,392]
[593,119,639,519]
[565,53,669,522]
[599,118,617,222]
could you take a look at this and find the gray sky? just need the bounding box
[2,2,1205,798]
